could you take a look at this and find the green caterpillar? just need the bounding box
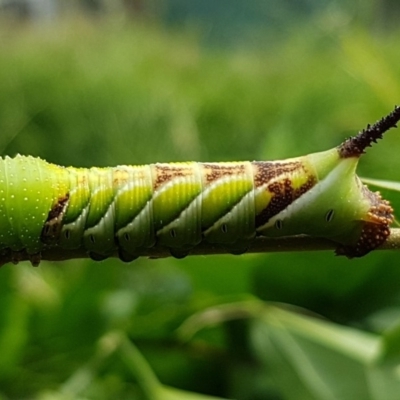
[0,107,399,266]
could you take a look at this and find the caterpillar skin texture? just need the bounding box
[0,107,399,266]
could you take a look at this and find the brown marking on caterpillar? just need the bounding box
[336,188,394,257]
[255,175,316,227]
[202,163,246,184]
[338,105,400,158]
[253,161,303,187]
[41,194,70,244]
[153,164,189,190]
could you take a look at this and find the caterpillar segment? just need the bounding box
[0,106,399,266]
[40,161,259,262]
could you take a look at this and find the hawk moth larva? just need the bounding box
[0,106,399,266]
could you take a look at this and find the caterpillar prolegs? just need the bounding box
[0,107,399,266]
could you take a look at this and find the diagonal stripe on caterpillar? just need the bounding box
[0,106,399,266]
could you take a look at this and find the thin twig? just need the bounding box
[2,228,400,267]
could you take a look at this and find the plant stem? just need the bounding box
[2,228,400,266]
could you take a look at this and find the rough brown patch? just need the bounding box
[202,163,246,184]
[41,194,70,244]
[336,188,394,257]
[153,165,187,190]
[255,176,316,227]
[253,161,302,187]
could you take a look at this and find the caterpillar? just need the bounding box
[0,107,399,267]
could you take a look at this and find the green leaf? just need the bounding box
[367,360,400,400]
[250,305,379,400]
[158,386,229,400]
[361,178,400,192]
[367,322,400,400]
[179,301,400,400]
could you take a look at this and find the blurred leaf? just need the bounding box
[362,177,400,192]
[160,386,230,400]
[367,362,400,400]
[367,322,400,400]
[378,321,400,360]
[179,301,400,400]
[252,251,400,324]
[250,305,378,400]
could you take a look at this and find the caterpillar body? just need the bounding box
[0,107,399,266]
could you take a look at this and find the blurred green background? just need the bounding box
[1,1,400,399]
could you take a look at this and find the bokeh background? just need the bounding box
[1,1,400,399]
